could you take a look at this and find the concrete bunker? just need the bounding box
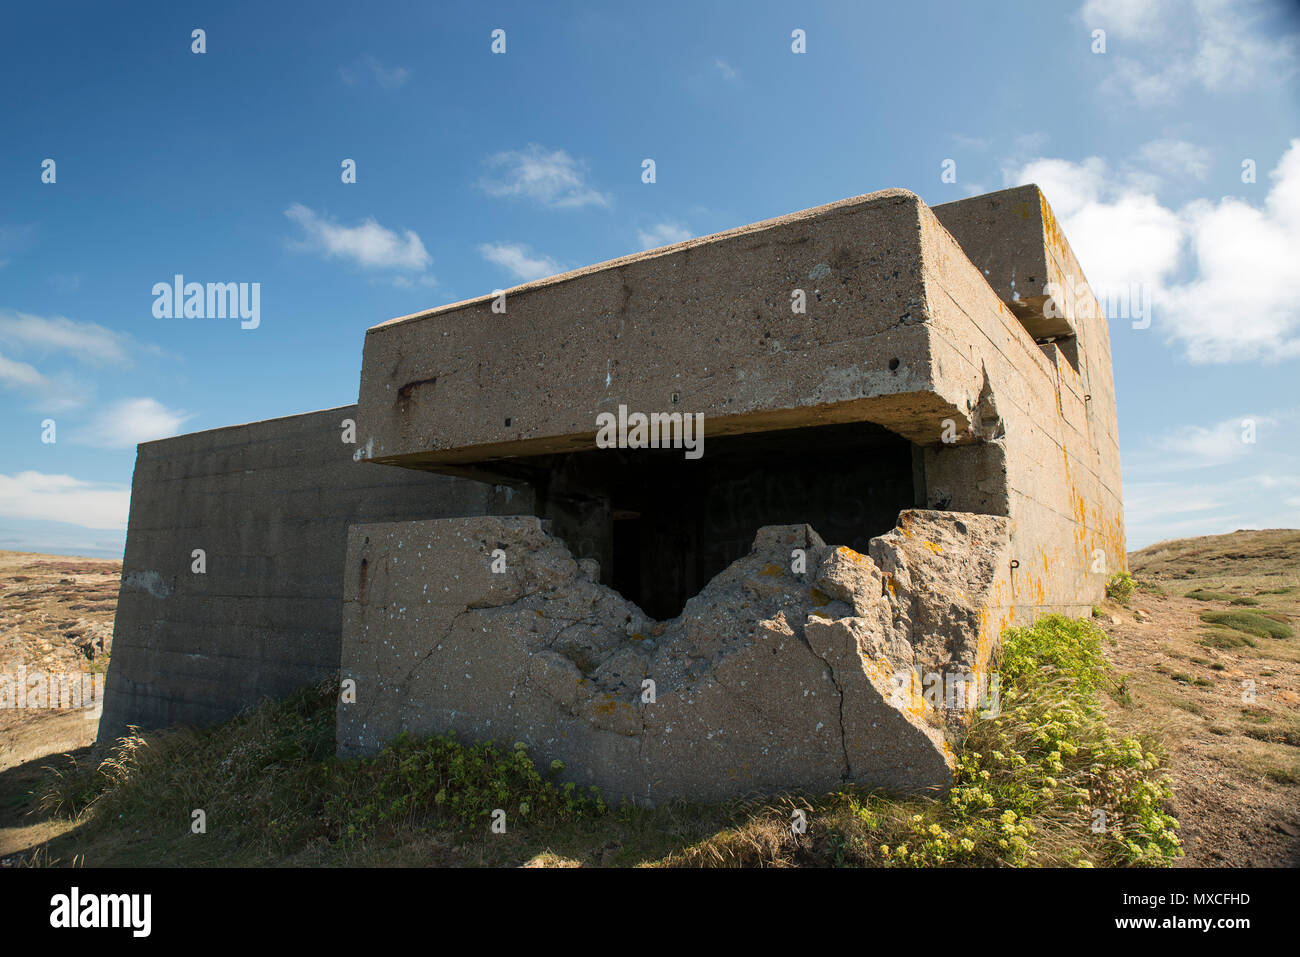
[99,184,1126,802]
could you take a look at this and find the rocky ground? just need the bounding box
[0,550,119,858]
[0,532,1296,866]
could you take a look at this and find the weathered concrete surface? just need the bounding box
[933,185,1084,340]
[353,184,1125,623]
[356,188,959,468]
[917,192,1125,624]
[337,511,1011,802]
[97,406,530,747]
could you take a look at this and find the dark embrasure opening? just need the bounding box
[482,420,922,620]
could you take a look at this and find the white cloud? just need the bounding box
[0,352,51,392]
[0,471,130,531]
[0,312,170,413]
[1005,138,1300,363]
[1152,414,1277,468]
[478,243,565,282]
[479,144,610,209]
[388,274,438,289]
[714,59,738,81]
[0,311,133,366]
[340,56,409,90]
[1125,472,1300,548]
[285,204,432,272]
[636,222,694,250]
[70,397,193,448]
[1080,0,1298,105]
[952,133,993,152]
[1136,139,1210,183]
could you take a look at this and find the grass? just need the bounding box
[1198,627,1258,650]
[32,614,1182,868]
[1199,610,1294,640]
[1185,588,1260,605]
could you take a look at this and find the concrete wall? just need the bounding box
[356,188,958,468]
[96,405,528,746]
[917,194,1126,628]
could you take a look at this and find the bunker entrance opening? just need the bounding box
[476,420,922,620]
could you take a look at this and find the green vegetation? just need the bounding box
[1106,571,1137,604]
[1185,587,1261,606]
[1198,628,1257,650]
[1199,610,1294,640]
[36,615,1181,868]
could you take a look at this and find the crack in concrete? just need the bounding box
[798,621,852,783]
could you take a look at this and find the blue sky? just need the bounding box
[1,0,1298,556]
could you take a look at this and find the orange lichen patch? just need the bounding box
[836,545,870,565]
[862,654,933,722]
[809,587,832,607]
[759,562,784,577]
[923,540,943,555]
[591,695,622,717]
[883,574,897,597]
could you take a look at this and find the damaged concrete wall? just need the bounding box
[337,511,1010,802]
[97,406,530,746]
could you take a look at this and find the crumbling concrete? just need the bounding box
[338,511,1009,801]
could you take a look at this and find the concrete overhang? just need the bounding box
[355,185,1088,474]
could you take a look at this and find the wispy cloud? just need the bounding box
[1151,414,1279,469]
[285,203,432,272]
[1080,0,1299,106]
[0,311,160,412]
[69,397,193,449]
[478,242,565,282]
[0,352,52,392]
[0,471,131,531]
[714,58,739,82]
[478,144,610,209]
[1125,472,1300,548]
[636,222,694,250]
[0,311,134,366]
[340,55,410,90]
[1123,407,1300,546]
